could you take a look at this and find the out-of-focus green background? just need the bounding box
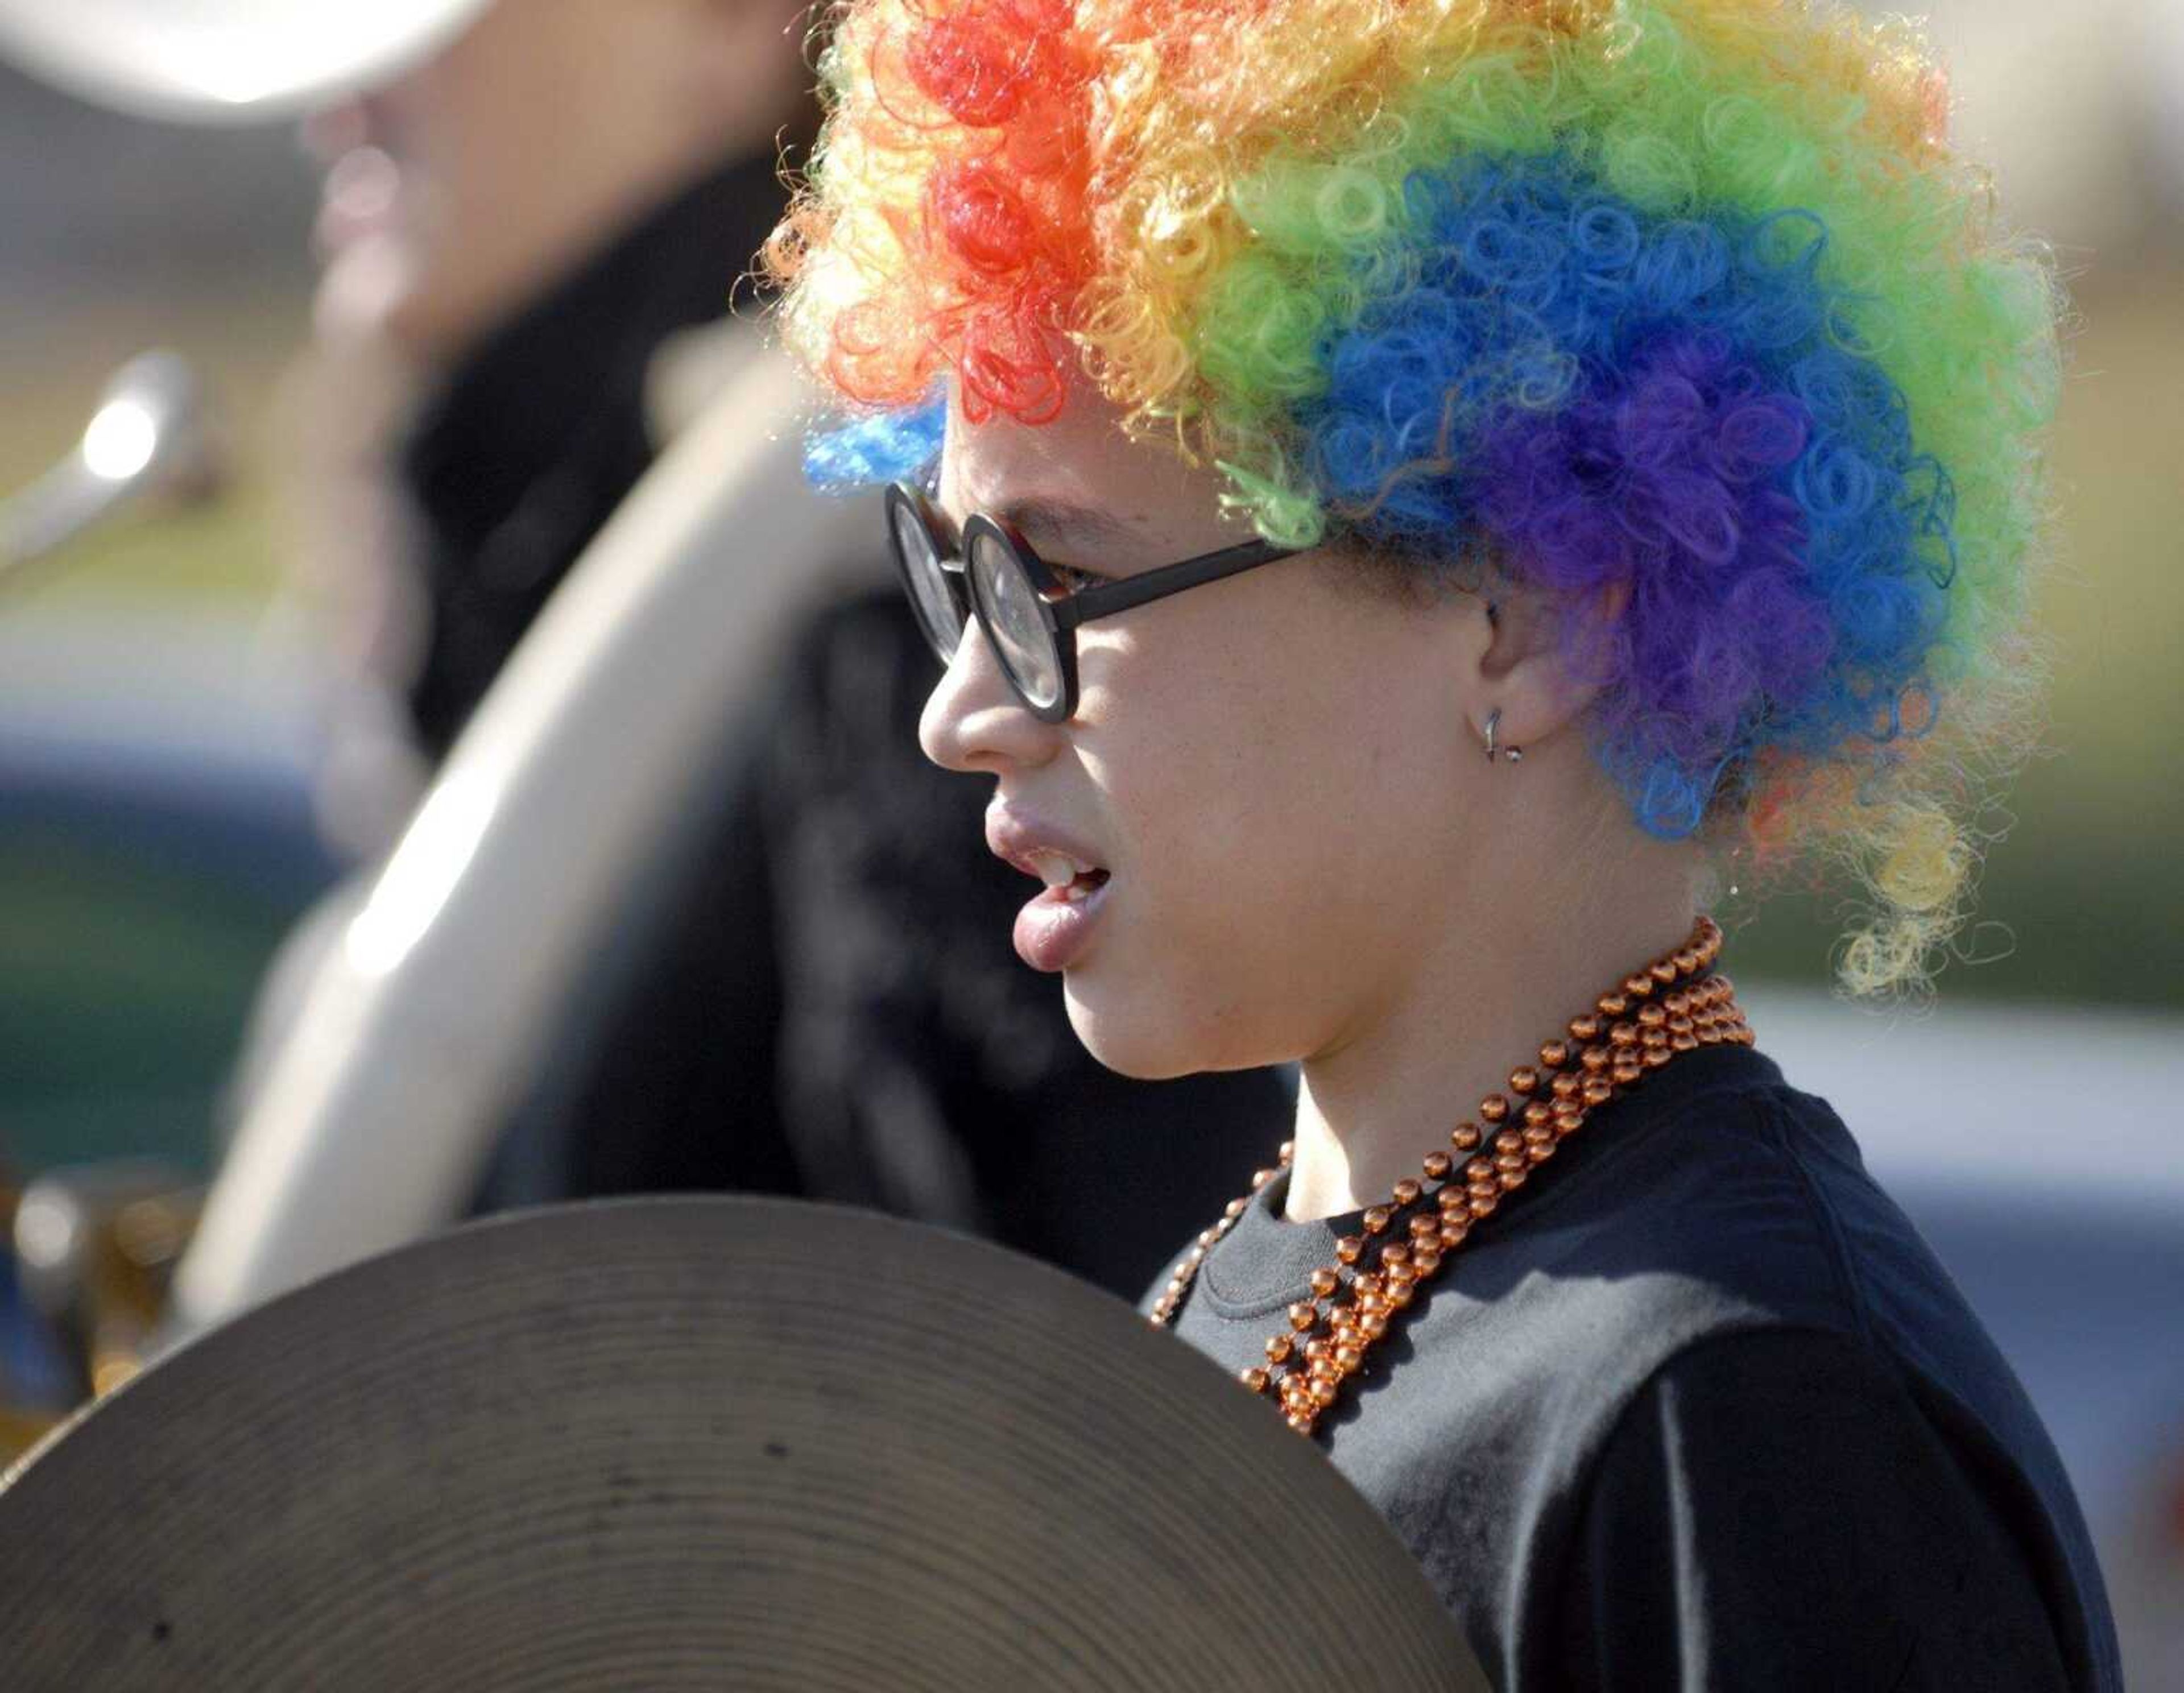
[0,2,2179,1181]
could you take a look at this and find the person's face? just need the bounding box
[303,0,789,359]
[919,378,1484,1081]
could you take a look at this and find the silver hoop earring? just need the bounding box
[1482,707,1523,765]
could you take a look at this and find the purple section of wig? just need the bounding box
[1297,150,1956,838]
[1471,330,1830,834]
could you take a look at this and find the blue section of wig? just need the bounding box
[803,391,947,490]
[1300,149,1956,839]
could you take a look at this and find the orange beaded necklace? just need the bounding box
[1148,915,1751,1437]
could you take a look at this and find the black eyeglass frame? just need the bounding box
[885,478,1299,723]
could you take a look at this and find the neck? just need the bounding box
[1283,843,1699,1223]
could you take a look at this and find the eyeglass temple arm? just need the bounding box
[1049,539,1296,631]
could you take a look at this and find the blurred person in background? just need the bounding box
[289,0,816,817]
[239,0,1287,1295]
[285,0,818,843]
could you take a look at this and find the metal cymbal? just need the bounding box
[0,1197,1483,1690]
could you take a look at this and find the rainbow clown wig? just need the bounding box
[763,0,2066,998]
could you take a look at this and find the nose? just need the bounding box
[918,624,1062,776]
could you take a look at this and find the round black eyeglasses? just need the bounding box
[884,479,1299,723]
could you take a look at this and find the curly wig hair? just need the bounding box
[764,0,2067,998]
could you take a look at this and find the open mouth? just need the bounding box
[1010,849,1115,972]
[987,813,1118,972]
[1023,850,1111,903]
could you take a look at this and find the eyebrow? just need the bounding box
[999,497,1139,553]
[933,491,1141,557]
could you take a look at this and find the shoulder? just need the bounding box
[1561,1049,2070,1472]
[1388,1045,2061,1517]
[1503,1059,2119,1689]
[1519,1047,1958,1357]
[1548,1324,2083,1690]
[1322,1052,2118,1688]
[1435,1053,1900,1390]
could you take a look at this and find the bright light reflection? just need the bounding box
[164,31,292,109]
[345,767,500,978]
[192,65,283,109]
[14,1193,78,1272]
[81,400,159,482]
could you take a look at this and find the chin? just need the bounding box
[316,241,485,364]
[1060,969,1269,1082]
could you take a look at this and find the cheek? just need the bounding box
[1066,603,1453,1067]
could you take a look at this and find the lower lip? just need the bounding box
[1012,879,1112,973]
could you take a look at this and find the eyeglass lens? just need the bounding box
[968,527,1065,713]
[893,497,966,661]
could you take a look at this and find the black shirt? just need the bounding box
[398,149,789,761]
[1149,1041,2123,1690]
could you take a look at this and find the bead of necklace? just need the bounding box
[1148,916,1750,1437]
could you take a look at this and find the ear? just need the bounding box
[1461,576,1628,758]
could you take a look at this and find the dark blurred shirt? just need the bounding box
[398,150,780,761]
[400,148,1287,1295]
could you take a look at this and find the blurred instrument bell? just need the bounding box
[0,350,225,583]
[0,1,492,123]
[0,1197,1486,1691]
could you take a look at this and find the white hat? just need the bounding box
[0,0,494,123]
